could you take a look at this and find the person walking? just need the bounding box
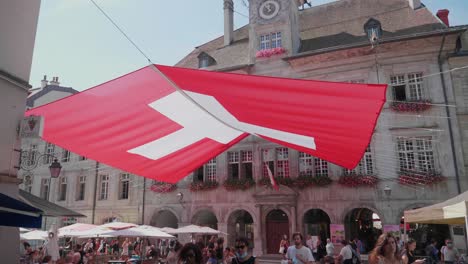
[368,233,401,264]
[402,239,425,264]
[286,233,314,264]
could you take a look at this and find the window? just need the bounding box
[364,18,382,43]
[299,152,329,177]
[260,32,282,50]
[276,148,289,177]
[299,152,314,176]
[314,158,328,177]
[206,158,217,181]
[344,146,374,175]
[43,142,55,164]
[397,137,435,173]
[76,176,86,201]
[228,151,253,180]
[193,158,217,182]
[62,149,71,163]
[26,144,37,166]
[390,73,424,101]
[119,173,130,200]
[40,178,49,200]
[242,151,253,179]
[58,177,67,201]
[62,217,77,227]
[79,156,87,161]
[262,148,289,178]
[99,175,109,200]
[23,176,32,193]
[228,152,240,179]
[197,52,216,68]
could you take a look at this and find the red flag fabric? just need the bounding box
[25,65,386,183]
[266,163,279,191]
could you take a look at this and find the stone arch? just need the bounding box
[303,208,331,241]
[344,207,384,253]
[222,206,258,224]
[191,208,218,229]
[227,209,255,248]
[151,208,179,228]
[341,204,385,224]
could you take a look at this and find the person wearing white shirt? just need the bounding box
[287,233,315,264]
[326,239,334,257]
[338,240,353,264]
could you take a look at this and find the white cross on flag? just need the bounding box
[25,65,386,183]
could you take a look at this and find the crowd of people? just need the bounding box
[21,232,465,264]
[278,232,464,264]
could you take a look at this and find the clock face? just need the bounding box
[259,0,280,20]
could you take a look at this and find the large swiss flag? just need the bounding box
[26,65,386,183]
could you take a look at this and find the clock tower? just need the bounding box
[248,0,300,59]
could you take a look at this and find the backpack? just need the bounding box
[351,247,361,264]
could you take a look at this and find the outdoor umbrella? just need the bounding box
[58,223,97,237]
[20,230,48,240]
[160,227,177,234]
[172,225,220,235]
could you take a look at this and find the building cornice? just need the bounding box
[0,69,32,91]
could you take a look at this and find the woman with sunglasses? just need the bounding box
[232,237,258,264]
[368,233,401,264]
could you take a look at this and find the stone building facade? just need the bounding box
[20,0,468,256]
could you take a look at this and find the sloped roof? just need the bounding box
[19,189,85,217]
[26,85,79,107]
[176,0,447,69]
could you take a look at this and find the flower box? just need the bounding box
[294,175,332,189]
[150,182,177,193]
[190,181,219,192]
[391,100,432,112]
[257,176,295,187]
[338,174,379,187]
[223,178,256,191]
[255,47,286,58]
[398,170,445,186]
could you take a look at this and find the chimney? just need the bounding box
[437,9,450,27]
[49,76,60,86]
[408,0,421,10]
[224,0,234,46]
[41,75,48,88]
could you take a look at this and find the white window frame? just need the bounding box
[227,150,253,180]
[262,148,290,178]
[314,157,329,177]
[344,146,374,175]
[58,177,67,201]
[397,137,435,173]
[259,32,282,50]
[40,178,49,200]
[390,72,425,101]
[62,149,71,163]
[76,175,86,201]
[299,152,314,177]
[43,142,55,164]
[119,173,130,200]
[205,158,217,182]
[99,175,109,200]
[27,144,37,166]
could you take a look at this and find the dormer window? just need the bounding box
[364,18,382,45]
[260,32,282,50]
[197,52,216,69]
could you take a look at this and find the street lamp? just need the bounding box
[48,159,62,178]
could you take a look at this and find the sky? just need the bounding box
[29,0,468,91]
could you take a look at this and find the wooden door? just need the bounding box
[266,220,289,254]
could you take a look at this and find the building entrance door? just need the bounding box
[266,209,289,254]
